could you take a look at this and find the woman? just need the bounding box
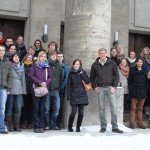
[6,53,26,132]
[127,51,137,68]
[128,58,148,129]
[114,44,123,55]
[34,39,45,57]
[118,58,129,114]
[67,59,90,132]
[5,44,17,60]
[30,51,52,133]
[140,47,150,60]
[21,54,34,129]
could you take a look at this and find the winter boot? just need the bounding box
[14,115,22,132]
[68,115,75,132]
[76,115,83,132]
[6,114,14,132]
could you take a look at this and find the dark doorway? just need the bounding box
[0,18,25,41]
[129,33,150,57]
[60,22,64,52]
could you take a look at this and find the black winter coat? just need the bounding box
[128,67,148,100]
[67,68,90,106]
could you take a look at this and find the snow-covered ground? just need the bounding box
[1,124,150,150]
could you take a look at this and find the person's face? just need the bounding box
[17,37,23,45]
[136,59,143,68]
[28,48,35,56]
[121,59,127,67]
[111,49,117,57]
[0,46,5,58]
[116,45,121,54]
[13,55,20,63]
[26,55,32,62]
[143,49,148,55]
[39,54,47,62]
[35,41,41,48]
[6,39,13,46]
[129,52,135,59]
[50,54,57,60]
[9,46,16,54]
[49,43,56,51]
[99,50,107,61]
[73,61,80,70]
[57,54,64,63]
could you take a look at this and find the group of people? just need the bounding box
[0,31,149,134]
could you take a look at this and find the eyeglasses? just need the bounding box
[0,49,5,52]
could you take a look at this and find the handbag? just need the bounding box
[33,68,48,97]
[82,80,92,91]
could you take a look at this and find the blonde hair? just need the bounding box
[114,44,123,54]
[140,47,150,58]
[36,51,47,63]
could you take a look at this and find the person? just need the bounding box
[90,48,123,133]
[30,51,52,133]
[6,52,26,132]
[15,35,27,61]
[110,48,119,65]
[56,51,69,128]
[67,59,90,132]
[140,47,150,60]
[0,45,12,134]
[127,51,136,68]
[5,37,13,51]
[0,31,5,45]
[45,50,62,130]
[114,44,123,55]
[34,39,45,57]
[21,54,34,129]
[128,58,148,129]
[47,41,58,53]
[118,58,129,114]
[27,46,37,61]
[5,44,17,60]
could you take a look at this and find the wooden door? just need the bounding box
[0,18,25,41]
[129,33,150,57]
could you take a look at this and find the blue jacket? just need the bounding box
[60,62,69,93]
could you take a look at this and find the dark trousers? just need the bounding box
[32,93,47,129]
[70,105,84,117]
[21,94,33,125]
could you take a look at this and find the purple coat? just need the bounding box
[29,62,52,88]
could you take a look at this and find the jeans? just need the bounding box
[97,87,118,129]
[6,94,23,115]
[32,93,47,129]
[45,90,60,128]
[0,89,7,132]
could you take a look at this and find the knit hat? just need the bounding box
[0,31,3,37]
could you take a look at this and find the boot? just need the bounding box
[14,115,22,132]
[6,114,14,132]
[137,100,146,129]
[76,115,83,132]
[130,99,136,129]
[68,115,75,132]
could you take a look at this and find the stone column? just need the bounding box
[63,0,123,129]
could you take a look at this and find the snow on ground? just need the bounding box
[1,124,150,150]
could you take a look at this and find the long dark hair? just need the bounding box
[34,39,44,50]
[72,59,82,66]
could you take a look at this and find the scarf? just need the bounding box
[127,57,136,63]
[16,43,25,49]
[24,61,33,66]
[38,61,49,68]
[119,64,129,77]
[0,39,4,44]
[12,62,22,70]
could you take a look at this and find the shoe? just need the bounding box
[51,127,61,130]
[100,128,106,133]
[68,127,74,132]
[76,127,80,132]
[39,128,44,133]
[34,129,40,133]
[0,130,8,134]
[123,118,127,122]
[112,128,123,133]
[27,124,33,129]
[129,124,135,129]
[44,126,50,130]
[138,124,146,129]
[21,124,27,129]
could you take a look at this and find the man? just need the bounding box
[56,52,69,128]
[47,41,58,54]
[45,50,62,130]
[0,45,12,134]
[5,37,13,51]
[90,48,123,133]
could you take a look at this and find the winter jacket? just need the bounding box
[128,67,148,100]
[67,67,90,106]
[59,62,69,93]
[10,63,27,95]
[90,57,119,89]
[48,59,62,90]
[29,62,52,89]
[0,57,12,90]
